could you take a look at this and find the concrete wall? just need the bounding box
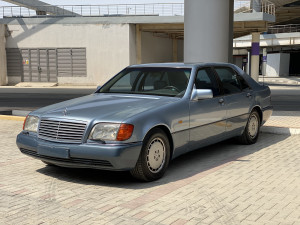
[233,56,243,70]
[4,21,184,85]
[266,53,290,77]
[0,24,7,85]
[141,32,173,64]
[5,23,132,85]
[279,53,290,76]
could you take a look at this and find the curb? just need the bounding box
[0,115,26,121]
[261,126,300,135]
[258,76,300,85]
[15,82,58,87]
[12,110,31,117]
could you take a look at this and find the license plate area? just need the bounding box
[37,145,70,159]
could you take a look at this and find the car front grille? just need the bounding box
[38,119,87,143]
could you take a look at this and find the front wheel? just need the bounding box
[130,128,171,181]
[238,110,261,145]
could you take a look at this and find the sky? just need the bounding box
[0,0,184,6]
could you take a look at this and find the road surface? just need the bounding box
[0,85,299,113]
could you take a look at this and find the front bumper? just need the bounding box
[16,132,142,171]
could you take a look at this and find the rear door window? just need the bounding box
[214,67,242,95]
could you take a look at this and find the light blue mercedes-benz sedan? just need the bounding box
[17,63,273,181]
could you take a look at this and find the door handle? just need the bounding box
[246,93,252,98]
[219,98,224,104]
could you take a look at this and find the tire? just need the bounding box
[238,110,261,145]
[130,128,171,181]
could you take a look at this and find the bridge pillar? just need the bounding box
[0,24,7,86]
[250,32,260,81]
[184,0,234,63]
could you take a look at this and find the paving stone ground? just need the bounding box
[264,111,300,129]
[0,119,299,225]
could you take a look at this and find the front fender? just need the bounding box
[124,99,190,144]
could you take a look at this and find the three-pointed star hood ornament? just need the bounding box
[63,108,68,116]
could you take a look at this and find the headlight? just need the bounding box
[23,116,39,133]
[89,123,134,141]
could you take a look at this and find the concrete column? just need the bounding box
[262,48,267,76]
[0,24,7,86]
[250,32,260,81]
[251,0,261,12]
[184,0,234,63]
[136,24,142,64]
[172,38,178,62]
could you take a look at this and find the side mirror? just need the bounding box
[191,89,213,101]
[95,85,102,92]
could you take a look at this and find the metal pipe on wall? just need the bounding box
[0,24,8,86]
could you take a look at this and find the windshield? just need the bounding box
[98,67,191,97]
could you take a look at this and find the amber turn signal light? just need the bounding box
[116,124,134,141]
[23,116,28,130]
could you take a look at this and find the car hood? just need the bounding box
[34,93,179,122]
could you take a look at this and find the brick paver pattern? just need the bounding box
[0,119,299,225]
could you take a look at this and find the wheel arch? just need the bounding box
[251,106,263,125]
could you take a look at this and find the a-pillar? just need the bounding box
[250,32,260,81]
[184,0,234,63]
[0,24,7,86]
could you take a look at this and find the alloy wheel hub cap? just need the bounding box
[147,138,165,173]
[248,115,258,138]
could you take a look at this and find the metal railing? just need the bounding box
[0,1,276,18]
[261,0,276,15]
[268,24,300,34]
[234,0,275,15]
[234,0,251,12]
[0,3,185,18]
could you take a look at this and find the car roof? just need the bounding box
[128,62,235,69]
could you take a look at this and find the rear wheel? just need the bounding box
[130,128,171,181]
[238,110,261,145]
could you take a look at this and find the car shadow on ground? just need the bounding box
[36,133,289,189]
